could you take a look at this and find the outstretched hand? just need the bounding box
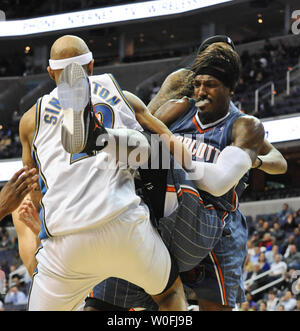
[18,198,41,235]
[0,167,39,220]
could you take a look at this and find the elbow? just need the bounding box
[210,189,229,197]
[201,185,229,197]
[273,159,288,175]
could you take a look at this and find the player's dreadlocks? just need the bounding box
[190,42,242,91]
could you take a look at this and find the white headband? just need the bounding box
[49,52,93,70]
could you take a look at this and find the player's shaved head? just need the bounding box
[50,35,90,60]
[47,35,94,84]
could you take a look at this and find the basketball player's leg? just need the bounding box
[84,277,159,311]
[109,203,188,311]
[181,210,248,310]
[151,274,187,311]
[28,230,110,311]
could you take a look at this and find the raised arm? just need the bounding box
[124,91,192,170]
[147,69,192,114]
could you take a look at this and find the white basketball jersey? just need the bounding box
[33,73,144,239]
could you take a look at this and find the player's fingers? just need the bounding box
[15,174,39,195]
[14,168,38,188]
[14,169,33,189]
[9,167,28,184]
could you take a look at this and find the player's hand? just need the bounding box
[18,198,41,235]
[0,167,39,218]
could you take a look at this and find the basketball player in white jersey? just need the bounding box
[18,35,188,311]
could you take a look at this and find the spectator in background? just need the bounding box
[245,292,257,310]
[258,220,271,239]
[284,245,300,270]
[0,260,9,279]
[258,233,274,251]
[278,290,297,311]
[239,301,253,311]
[249,246,261,264]
[270,222,285,247]
[266,289,279,311]
[269,254,287,279]
[293,227,300,251]
[258,252,270,272]
[258,300,267,311]
[250,231,261,247]
[278,304,285,311]
[11,274,27,294]
[245,263,266,294]
[0,234,10,251]
[278,269,298,294]
[265,244,281,265]
[282,235,295,257]
[277,203,293,226]
[4,283,27,308]
[7,236,18,251]
[255,218,265,235]
[294,299,300,311]
[282,214,297,234]
[0,227,9,239]
[0,265,6,296]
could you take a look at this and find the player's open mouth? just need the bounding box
[195,98,211,109]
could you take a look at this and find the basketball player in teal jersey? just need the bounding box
[148,35,287,175]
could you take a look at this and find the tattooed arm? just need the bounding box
[147,68,193,114]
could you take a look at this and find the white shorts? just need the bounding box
[28,204,171,311]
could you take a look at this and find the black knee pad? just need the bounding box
[84,297,128,311]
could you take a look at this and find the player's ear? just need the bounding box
[87,59,94,76]
[47,66,55,81]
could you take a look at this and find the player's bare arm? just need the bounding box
[154,97,191,126]
[187,116,265,197]
[19,105,42,209]
[147,69,191,114]
[11,105,42,277]
[124,91,192,170]
[0,167,38,221]
[253,138,287,174]
[231,115,266,163]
